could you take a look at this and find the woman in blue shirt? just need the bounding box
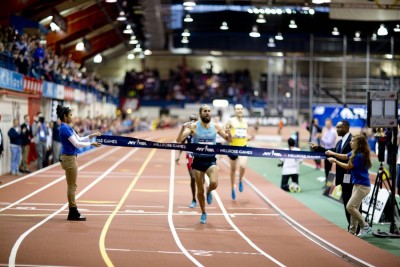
[326,134,372,237]
[57,105,101,221]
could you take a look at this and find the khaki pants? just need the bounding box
[346,184,371,234]
[60,155,78,208]
[20,144,30,171]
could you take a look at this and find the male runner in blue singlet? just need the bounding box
[176,105,232,224]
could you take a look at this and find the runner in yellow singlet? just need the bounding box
[225,104,252,200]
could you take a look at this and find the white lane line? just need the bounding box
[209,179,286,267]
[0,147,121,213]
[8,147,139,267]
[220,158,375,267]
[105,248,263,256]
[168,150,204,267]
[0,145,102,189]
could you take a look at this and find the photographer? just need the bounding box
[32,112,48,170]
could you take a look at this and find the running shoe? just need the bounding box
[200,213,207,224]
[231,189,236,200]
[357,224,372,238]
[189,200,196,208]
[239,181,244,192]
[207,192,213,205]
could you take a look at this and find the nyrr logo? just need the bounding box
[262,150,282,157]
[127,140,137,145]
[196,146,215,153]
[127,140,147,146]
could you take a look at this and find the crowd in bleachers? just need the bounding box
[0,26,117,96]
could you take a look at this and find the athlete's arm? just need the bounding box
[176,122,194,143]
[216,123,232,143]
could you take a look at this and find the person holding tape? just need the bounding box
[326,134,372,238]
[175,114,199,208]
[57,105,101,221]
[225,104,253,200]
[176,104,232,224]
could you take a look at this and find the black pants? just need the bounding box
[281,174,299,191]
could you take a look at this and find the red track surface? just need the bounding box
[1,129,399,267]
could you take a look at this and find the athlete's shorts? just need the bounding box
[192,156,217,172]
[228,155,238,160]
[186,153,194,170]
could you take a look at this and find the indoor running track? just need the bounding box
[0,129,399,267]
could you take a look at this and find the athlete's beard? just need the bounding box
[201,116,211,123]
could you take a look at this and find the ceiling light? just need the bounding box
[181,36,189,43]
[249,25,260,38]
[371,33,377,41]
[285,9,292,14]
[275,32,283,40]
[127,53,135,60]
[276,9,283,15]
[75,42,84,51]
[183,1,196,7]
[247,8,253,14]
[332,27,340,36]
[220,21,229,30]
[256,14,266,24]
[133,44,142,53]
[309,9,315,15]
[93,54,102,63]
[184,14,193,22]
[267,38,276,48]
[210,50,223,56]
[105,0,117,2]
[377,24,388,36]
[181,29,190,37]
[144,49,152,56]
[49,22,60,31]
[384,54,393,59]
[394,24,400,32]
[123,25,133,34]
[289,20,297,29]
[129,38,138,44]
[117,11,126,21]
[354,31,361,41]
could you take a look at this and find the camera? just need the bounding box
[38,116,45,123]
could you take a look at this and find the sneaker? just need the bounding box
[189,200,196,208]
[207,192,212,205]
[239,181,243,192]
[231,189,236,200]
[200,213,207,224]
[357,224,372,238]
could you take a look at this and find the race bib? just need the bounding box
[235,128,247,138]
[39,130,45,138]
[343,174,351,184]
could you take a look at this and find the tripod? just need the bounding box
[365,162,400,238]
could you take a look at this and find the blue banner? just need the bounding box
[42,81,58,98]
[312,104,367,128]
[0,67,23,92]
[96,135,326,160]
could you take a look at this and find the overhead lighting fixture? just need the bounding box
[289,20,297,29]
[354,31,361,41]
[384,54,393,59]
[181,29,190,37]
[184,14,193,22]
[129,37,138,44]
[377,24,388,36]
[183,1,196,7]
[75,42,85,51]
[249,25,260,38]
[117,11,126,21]
[275,32,283,40]
[332,27,340,36]
[312,0,330,3]
[123,25,133,34]
[394,24,400,32]
[220,21,229,30]
[256,14,266,24]
[309,9,315,15]
[210,50,223,56]
[144,49,152,56]
[49,22,60,31]
[267,38,276,48]
[181,36,189,43]
[133,44,142,53]
[371,33,377,41]
[105,0,117,2]
[127,53,135,60]
[93,54,102,63]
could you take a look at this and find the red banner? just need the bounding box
[64,86,75,101]
[23,76,42,95]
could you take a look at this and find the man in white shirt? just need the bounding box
[279,138,302,192]
[321,118,337,180]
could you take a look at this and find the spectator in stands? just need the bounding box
[20,115,32,173]
[8,118,23,176]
